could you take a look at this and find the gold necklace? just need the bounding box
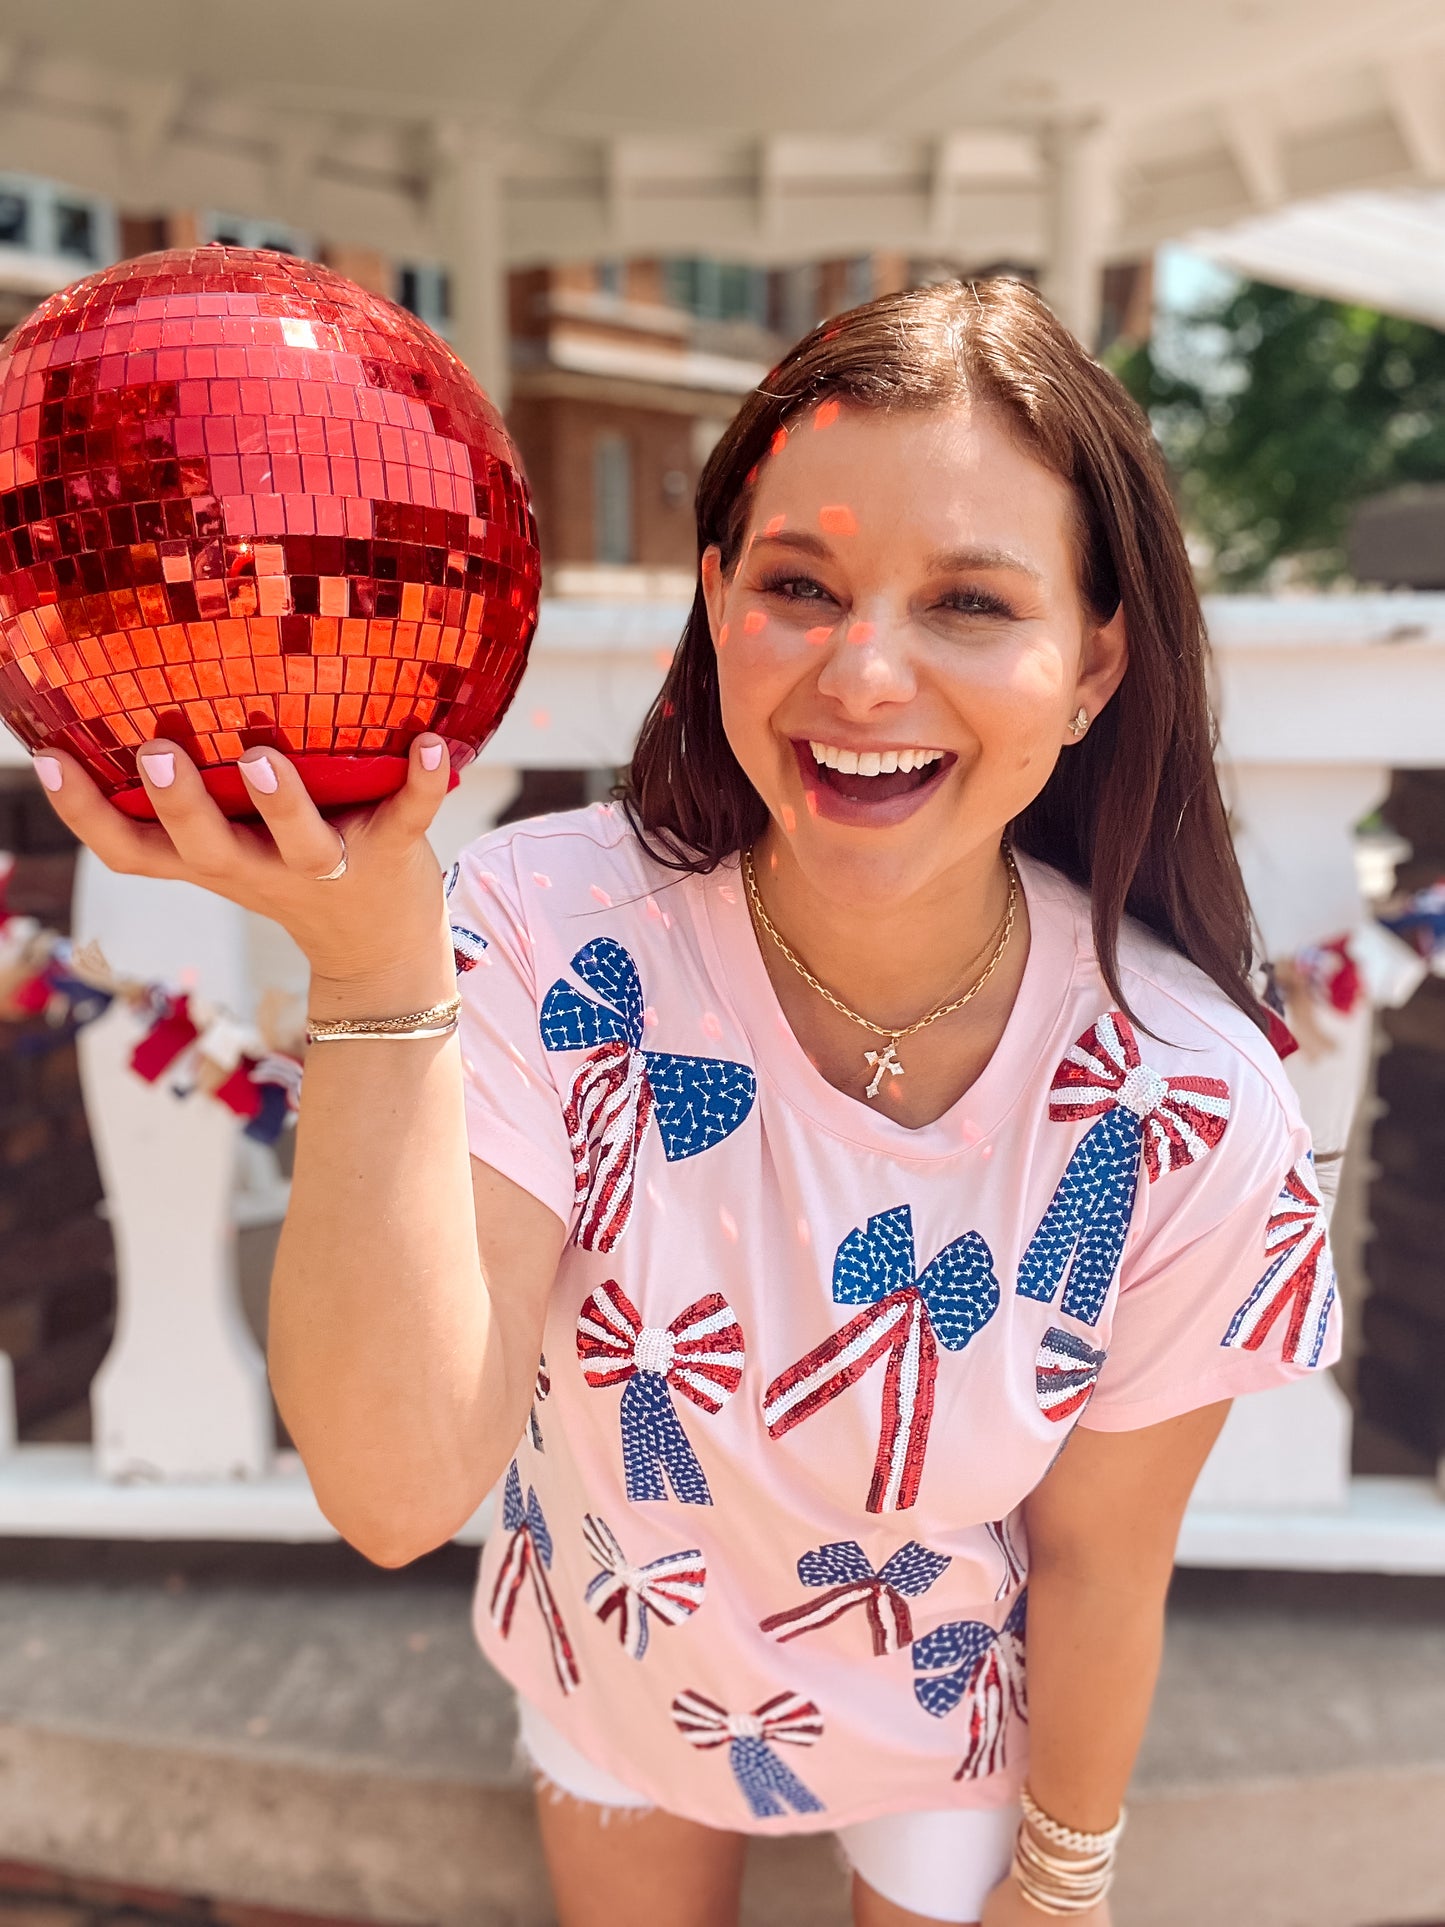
[741,845,1019,1101]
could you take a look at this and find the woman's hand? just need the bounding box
[981,1871,1112,1926]
[32,735,454,990]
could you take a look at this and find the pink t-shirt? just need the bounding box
[451,804,1339,1833]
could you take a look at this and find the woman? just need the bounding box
[35,279,1339,1926]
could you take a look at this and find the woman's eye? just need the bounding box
[760,574,832,603]
[939,590,1015,619]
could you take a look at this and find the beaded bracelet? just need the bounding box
[1020,1784,1127,1855]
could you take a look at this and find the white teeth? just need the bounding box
[808,742,944,776]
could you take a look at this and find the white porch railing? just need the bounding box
[3,593,1445,1569]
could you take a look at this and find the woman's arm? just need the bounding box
[269,966,568,1566]
[982,1401,1231,1922]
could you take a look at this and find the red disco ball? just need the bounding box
[0,245,540,819]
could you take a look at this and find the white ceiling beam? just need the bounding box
[1380,60,1445,181]
[1219,99,1288,208]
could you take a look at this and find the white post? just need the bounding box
[431,127,510,409]
[1039,118,1112,348]
[75,856,273,1483]
[1187,762,1376,1513]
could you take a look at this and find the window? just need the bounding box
[202,212,312,257]
[663,257,768,324]
[395,263,451,334]
[593,433,634,565]
[0,192,29,247]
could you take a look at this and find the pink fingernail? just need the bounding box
[139,752,175,789]
[241,755,278,794]
[33,755,62,793]
[419,742,445,772]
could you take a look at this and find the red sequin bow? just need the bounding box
[577,1280,745,1506]
[1048,1010,1231,1180]
[488,1461,579,1694]
[581,1514,707,1659]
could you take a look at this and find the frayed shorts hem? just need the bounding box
[515,1696,1019,1924]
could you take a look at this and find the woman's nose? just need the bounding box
[813,615,919,711]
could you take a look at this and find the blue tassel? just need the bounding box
[619,1373,712,1505]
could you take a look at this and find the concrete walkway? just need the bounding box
[0,1540,1442,1927]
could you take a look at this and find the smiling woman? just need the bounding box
[31,275,1340,1927]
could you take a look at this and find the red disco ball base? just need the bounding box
[0,246,540,819]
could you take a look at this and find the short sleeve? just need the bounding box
[1079,1072,1342,1434]
[448,842,577,1232]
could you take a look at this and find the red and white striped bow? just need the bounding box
[564,1042,654,1252]
[577,1280,745,1413]
[1048,1011,1231,1181]
[582,1515,707,1659]
[672,1687,823,1751]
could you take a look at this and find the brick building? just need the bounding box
[0,170,1158,1440]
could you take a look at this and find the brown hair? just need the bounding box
[622,277,1264,1036]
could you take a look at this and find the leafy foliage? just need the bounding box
[1112,281,1445,588]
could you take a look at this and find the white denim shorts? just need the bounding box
[516,1696,1020,1924]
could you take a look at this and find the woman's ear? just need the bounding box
[701,544,727,650]
[1070,601,1128,740]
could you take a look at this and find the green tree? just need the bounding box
[1113,280,1445,588]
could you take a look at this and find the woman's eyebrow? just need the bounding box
[928,544,1044,580]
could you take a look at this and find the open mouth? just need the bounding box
[799,738,955,805]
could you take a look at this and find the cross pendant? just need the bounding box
[863,1041,904,1100]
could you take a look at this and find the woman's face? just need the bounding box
[702,399,1127,904]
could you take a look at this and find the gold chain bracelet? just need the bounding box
[306,995,462,1045]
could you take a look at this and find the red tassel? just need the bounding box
[1264,1007,1299,1060]
[213,1057,264,1118]
[129,996,199,1081]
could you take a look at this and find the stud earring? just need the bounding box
[1068,707,1090,737]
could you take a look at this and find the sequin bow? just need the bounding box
[672,1688,824,1819]
[1223,1157,1336,1367]
[1018,1012,1232,1326]
[760,1539,951,1656]
[540,939,757,1251]
[488,1461,579,1694]
[582,1514,707,1659]
[763,1205,999,1513]
[577,1279,745,1505]
[913,1591,1028,1781]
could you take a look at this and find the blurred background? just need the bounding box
[2,4,1445,1925]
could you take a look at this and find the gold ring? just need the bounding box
[314,833,348,883]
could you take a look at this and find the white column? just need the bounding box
[75,857,273,1482]
[1039,118,1112,348]
[1187,762,1378,1515]
[431,127,510,410]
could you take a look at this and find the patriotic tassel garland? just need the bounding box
[488,1462,580,1695]
[0,857,302,1143]
[1018,1013,1231,1326]
[672,1688,824,1819]
[760,1538,950,1656]
[576,1279,745,1505]
[763,1204,999,1513]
